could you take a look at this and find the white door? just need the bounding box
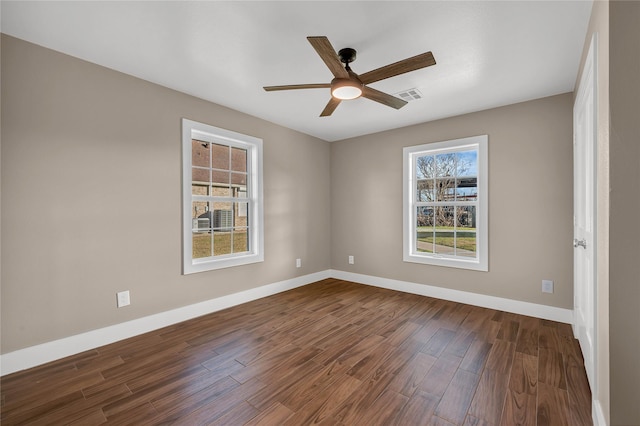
[573,34,597,390]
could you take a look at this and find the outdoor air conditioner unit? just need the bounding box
[213,210,233,231]
[192,217,210,233]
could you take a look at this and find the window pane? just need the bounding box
[436,153,456,177]
[435,178,456,202]
[192,232,212,259]
[212,143,230,170]
[212,170,230,197]
[231,147,247,172]
[231,172,247,193]
[192,167,209,184]
[232,228,248,253]
[417,179,434,202]
[434,230,455,255]
[456,177,478,201]
[211,203,233,231]
[416,206,434,253]
[455,231,476,257]
[417,206,434,227]
[212,170,229,186]
[192,183,208,196]
[434,206,455,255]
[436,206,455,228]
[235,201,248,222]
[456,150,478,177]
[213,231,232,256]
[456,206,476,257]
[192,201,211,230]
[416,155,435,179]
[192,140,209,168]
[457,206,476,230]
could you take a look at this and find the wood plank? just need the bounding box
[330,371,396,425]
[418,353,463,397]
[387,352,437,397]
[464,415,494,426]
[163,377,266,424]
[565,349,592,425]
[434,368,481,424]
[496,319,520,343]
[208,401,259,425]
[283,374,362,425]
[500,388,536,426]
[422,328,458,357]
[468,367,510,424]
[484,339,516,375]
[539,324,563,351]
[278,360,350,412]
[515,318,540,356]
[394,390,440,425]
[246,360,325,410]
[537,382,570,426]
[538,348,567,390]
[356,389,409,426]
[443,329,476,358]
[509,352,538,395]
[243,402,293,426]
[459,339,493,374]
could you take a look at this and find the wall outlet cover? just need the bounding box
[117,290,131,308]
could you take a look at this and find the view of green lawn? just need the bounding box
[193,232,248,258]
[417,227,476,253]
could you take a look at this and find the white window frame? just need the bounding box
[403,135,488,271]
[182,119,264,274]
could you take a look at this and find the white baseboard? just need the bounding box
[330,270,574,324]
[1,269,574,376]
[0,270,331,376]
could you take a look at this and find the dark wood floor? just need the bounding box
[1,279,592,425]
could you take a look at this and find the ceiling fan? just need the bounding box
[263,36,436,117]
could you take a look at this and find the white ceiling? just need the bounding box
[1,1,593,142]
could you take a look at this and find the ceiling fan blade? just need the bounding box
[362,86,408,110]
[359,52,436,85]
[320,97,341,117]
[264,83,331,91]
[307,36,349,79]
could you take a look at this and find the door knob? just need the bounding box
[573,238,587,249]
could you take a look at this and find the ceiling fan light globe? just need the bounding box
[331,79,363,100]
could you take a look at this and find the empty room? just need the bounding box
[1,1,638,425]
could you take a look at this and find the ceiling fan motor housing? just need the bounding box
[338,48,357,64]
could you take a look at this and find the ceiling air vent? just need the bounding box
[394,88,423,101]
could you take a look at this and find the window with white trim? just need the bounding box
[182,119,263,274]
[403,135,488,271]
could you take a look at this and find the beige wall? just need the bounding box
[609,1,640,424]
[331,93,574,308]
[0,35,332,353]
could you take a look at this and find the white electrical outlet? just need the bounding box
[348,255,354,265]
[117,290,130,308]
[296,258,301,268]
[542,280,554,294]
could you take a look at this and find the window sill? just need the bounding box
[403,252,488,271]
